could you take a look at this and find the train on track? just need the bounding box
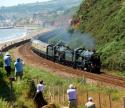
[31,39,101,74]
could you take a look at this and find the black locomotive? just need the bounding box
[31,39,101,74]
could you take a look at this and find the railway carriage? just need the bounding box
[54,45,66,63]
[46,44,55,61]
[31,40,49,58]
[64,48,74,66]
[53,43,74,66]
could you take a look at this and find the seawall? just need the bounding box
[0,28,51,52]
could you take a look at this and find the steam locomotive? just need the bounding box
[31,39,101,74]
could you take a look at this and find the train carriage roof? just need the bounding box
[32,39,49,47]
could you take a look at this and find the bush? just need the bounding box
[0,99,11,108]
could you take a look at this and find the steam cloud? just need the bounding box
[36,28,96,50]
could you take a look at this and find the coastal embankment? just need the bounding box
[0,28,51,51]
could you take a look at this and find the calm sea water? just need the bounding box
[0,28,27,42]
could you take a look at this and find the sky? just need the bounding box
[0,0,52,7]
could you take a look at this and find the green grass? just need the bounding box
[0,99,11,108]
[110,70,125,78]
[20,65,125,101]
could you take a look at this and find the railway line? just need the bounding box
[15,43,125,88]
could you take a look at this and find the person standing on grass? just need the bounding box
[34,80,47,108]
[85,97,96,108]
[3,51,12,76]
[14,58,23,80]
[67,84,77,108]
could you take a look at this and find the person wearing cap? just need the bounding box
[3,51,12,76]
[34,80,47,108]
[14,58,23,80]
[67,84,77,108]
[85,97,96,108]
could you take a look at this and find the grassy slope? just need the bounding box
[1,54,125,107]
[73,0,125,70]
[0,65,124,107]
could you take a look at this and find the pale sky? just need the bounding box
[0,0,52,7]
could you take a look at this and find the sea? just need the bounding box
[0,28,27,43]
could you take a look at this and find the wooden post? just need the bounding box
[98,93,101,108]
[53,86,55,102]
[81,89,84,105]
[86,90,88,101]
[58,86,60,103]
[123,97,125,108]
[63,88,65,105]
[49,86,51,102]
[10,80,13,101]
[9,77,15,107]
[83,75,86,85]
[109,94,112,108]
[98,82,101,108]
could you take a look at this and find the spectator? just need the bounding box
[3,51,12,76]
[14,58,23,80]
[85,97,96,108]
[67,84,77,108]
[36,80,45,93]
[34,80,47,108]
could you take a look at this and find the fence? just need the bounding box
[29,77,125,108]
[43,86,124,108]
[11,77,125,108]
[4,75,124,108]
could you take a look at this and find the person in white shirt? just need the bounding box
[34,80,47,108]
[67,84,77,108]
[36,80,45,93]
[85,97,96,108]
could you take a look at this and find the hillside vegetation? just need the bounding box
[73,0,125,71]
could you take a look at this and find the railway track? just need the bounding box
[15,43,125,88]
